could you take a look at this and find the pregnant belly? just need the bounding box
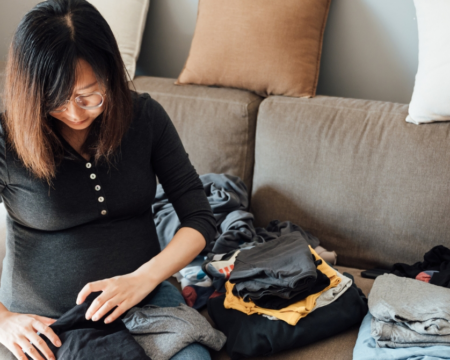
[0,215,160,318]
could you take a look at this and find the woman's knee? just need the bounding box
[170,342,212,360]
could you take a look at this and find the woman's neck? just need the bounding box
[56,122,92,160]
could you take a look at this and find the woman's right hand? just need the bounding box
[0,310,61,360]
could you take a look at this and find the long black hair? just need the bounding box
[3,0,134,185]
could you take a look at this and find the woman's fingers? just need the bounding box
[10,343,29,360]
[89,297,120,322]
[76,280,105,306]
[26,330,55,360]
[103,301,127,324]
[31,315,56,327]
[31,320,61,348]
[5,344,28,360]
[16,336,45,360]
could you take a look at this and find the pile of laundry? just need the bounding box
[207,241,368,358]
[353,245,450,360]
[153,173,338,310]
[153,173,369,358]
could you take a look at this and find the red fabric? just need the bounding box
[182,286,197,307]
[416,272,431,283]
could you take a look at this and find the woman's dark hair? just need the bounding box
[2,0,134,186]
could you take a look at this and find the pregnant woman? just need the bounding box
[0,0,216,359]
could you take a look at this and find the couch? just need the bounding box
[1,62,450,359]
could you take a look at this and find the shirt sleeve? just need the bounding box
[146,95,217,249]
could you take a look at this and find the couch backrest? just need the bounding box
[250,95,450,269]
[132,76,262,195]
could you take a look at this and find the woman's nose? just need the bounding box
[65,100,86,121]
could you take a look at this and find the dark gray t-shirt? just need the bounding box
[0,90,216,318]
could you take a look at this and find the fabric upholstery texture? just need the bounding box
[87,0,150,80]
[132,76,262,195]
[250,95,450,269]
[406,0,450,124]
[175,0,331,98]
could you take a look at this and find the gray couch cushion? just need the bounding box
[250,95,450,269]
[132,76,262,195]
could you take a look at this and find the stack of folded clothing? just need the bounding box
[353,272,450,360]
[207,233,368,359]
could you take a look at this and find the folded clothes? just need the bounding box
[224,247,341,325]
[209,273,367,359]
[229,233,318,301]
[353,311,450,360]
[250,266,330,310]
[254,269,351,315]
[122,303,226,360]
[369,274,450,348]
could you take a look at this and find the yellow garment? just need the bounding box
[224,246,341,326]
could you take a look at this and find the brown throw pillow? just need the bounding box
[175,0,331,98]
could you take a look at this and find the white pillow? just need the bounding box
[87,0,150,80]
[406,0,450,125]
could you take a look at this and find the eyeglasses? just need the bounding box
[49,92,106,114]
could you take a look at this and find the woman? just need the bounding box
[0,0,216,359]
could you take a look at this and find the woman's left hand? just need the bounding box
[76,272,157,324]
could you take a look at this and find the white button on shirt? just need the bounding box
[98,197,104,202]
[90,174,96,180]
[101,210,107,215]
[86,163,92,168]
[95,185,101,191]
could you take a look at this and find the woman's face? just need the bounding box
[51,58,106,132]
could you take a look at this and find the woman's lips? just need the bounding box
[70,118,88,125]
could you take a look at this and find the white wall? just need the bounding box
[316,0,418,104]
[1,0,419,104]
[136,0,418,104]
[0,0,42,61]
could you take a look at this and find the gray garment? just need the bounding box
[122,303,227,360]
[230,233,317,300]
[262,270,353,321]
[313,270,352,312]
[0,92,217,318]
[153,173,259,253]
[371,319,450,348]
[256,219,320,249]
[153,173,320,254]
[369,274,450,348]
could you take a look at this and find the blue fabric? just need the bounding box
[144,281,211,360]
[353,311,450,360]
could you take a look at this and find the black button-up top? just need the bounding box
[0,90,216,317]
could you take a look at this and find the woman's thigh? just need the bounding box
[145,281,212,360]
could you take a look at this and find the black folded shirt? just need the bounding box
[29,291,150,360]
